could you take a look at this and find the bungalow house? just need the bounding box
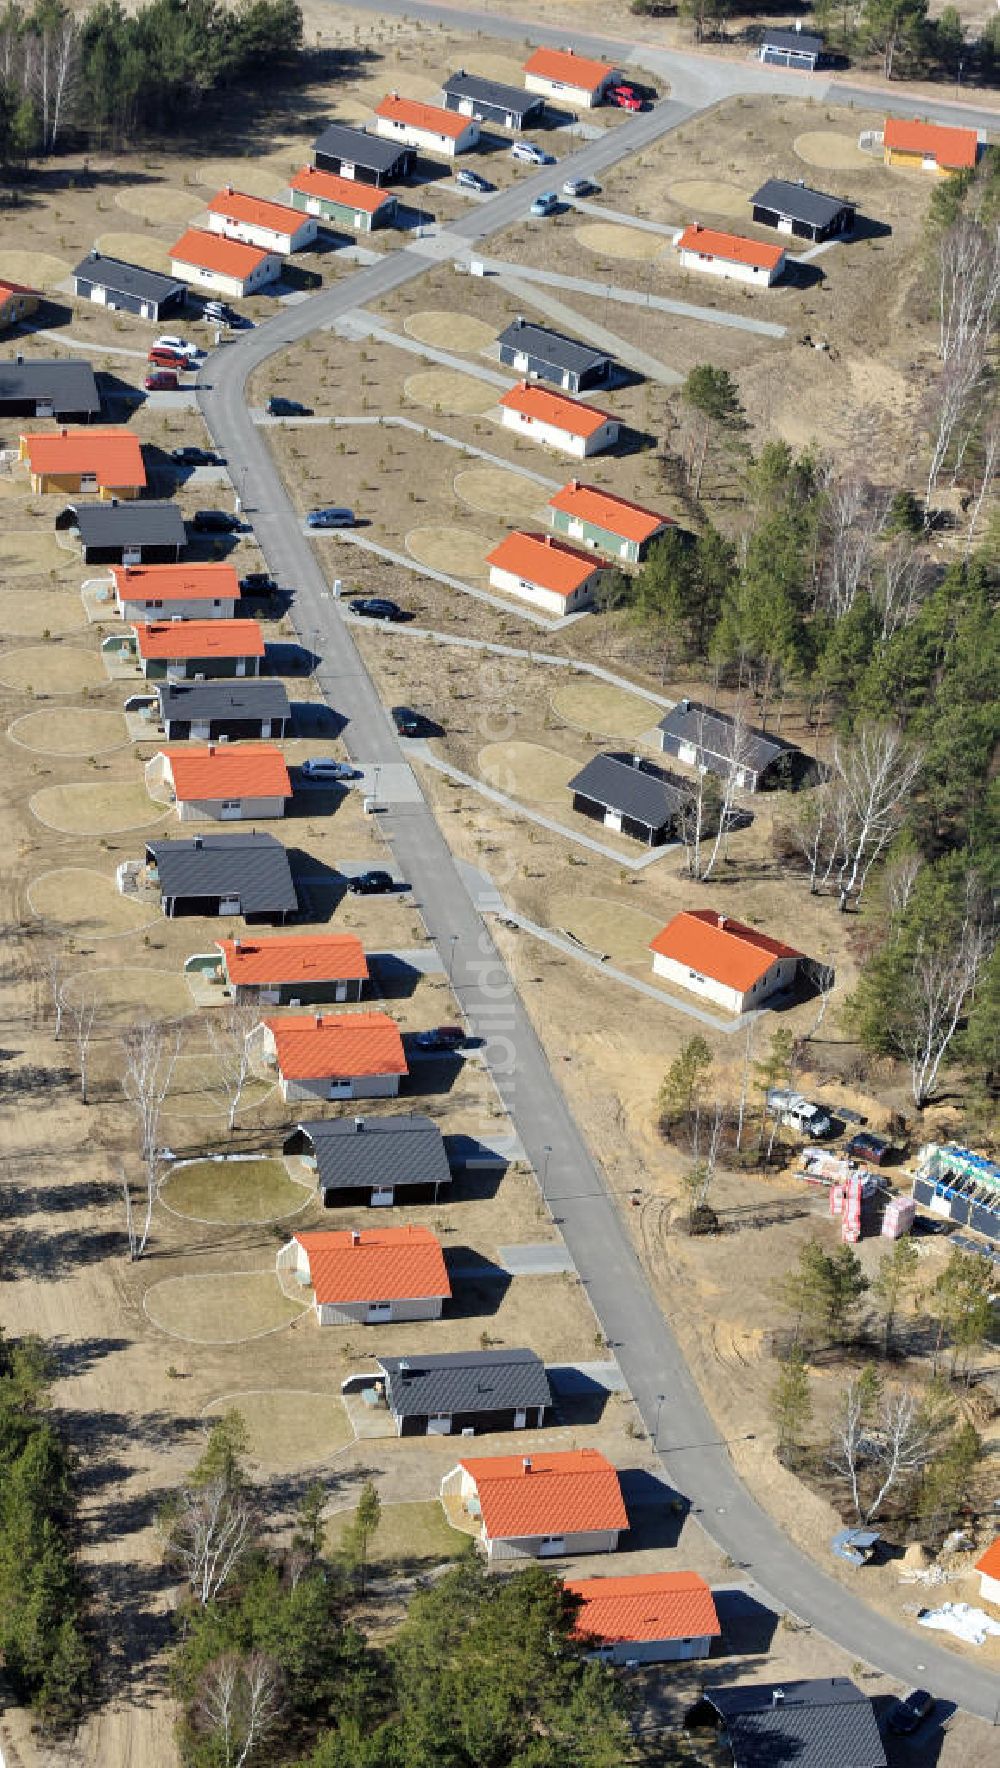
[145,743,292,822]
[976,1538,1000,1606]
[111,562,240,623]
[0,358,100,422]
[522,46,617,109]
[312,121,415,187]
[72,500,186,565]
[155,679,291,743]
[72,250,187,322]
[750,178,855,242]
[21,427,145,498]
[686,1680,886,1768]
[367,1348,552,1437]
[547,480,674,565]
[567,1571,720,1664]
[288,165,397,232]
[192,931,368,1004]
[568,752,687,847]
[278,1225,450,1326]
[125,618,265,680]
[649,909,804,1014]
[658,699,803,791]
[486,530,609,617]
[440,1448,628,1562]
[675,223,786,288]
[443,70,545,132]
[169,228,283,300]
[207,187,319,255]
[283,1113,452,1207]
[139,830,297,921]
[883,117,979,175]
[0,279,41,329]
[758,27,823,71]
[499,382,619,459]
[254,1009,408,1102]
[374,92,480,158]
[496,318,613,394]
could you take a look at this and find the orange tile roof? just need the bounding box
[486,530,600,598]
[170,227,275,278]
[208,188,309,234]
[650,909,803,991]
[458,1449,628,1540]
[500,381,615,439]
[548,480,672,545]
[677,223,785,272]
[292,1225,450,1304]
[264,1010,408,1080]
[160,744,291,803]
[976,1537,1000,1579]
[376,93,471,139]
[0,278,39,302]
[217,932,368,986]
[884,117,979,170]
[21,427,146,489]
[523,47,615,90]
[112,562,240,604]
[566,1571,720,1644]
[290,165,394,214]
[133,618,265,660]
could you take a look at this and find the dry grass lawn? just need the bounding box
[62,964,192,1021]
[161,1158,311,1224]
[404,310,496,353]
[479,739,575,804]
[1,247,71,286]
[0,645,105,693]
[550,678,662,741]
[9,707,126,755]
[793,131,876,172]
[115,184,205,225]
[0,588,87,638]
[405,524,493,582]
[27,866,156,936]
[575,222,669,262]
[0,531,80,576]
[30,779,169,835]
[194,157,289,197]
[666,177,749,220]
[453,465,548,522]
[96,230,174,273]
[403,369,499,417]
[144,1271,307,1343]
[326,1498,468,1569]
[547,892,664,967]
[203,1389,354,1472]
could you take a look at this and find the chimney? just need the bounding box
[772,1690,785,1707]
[718,914,727,930]
[234,937,243,951]
[208,743,215,757]
[61,427,68,437]
[354,1115,364,1132]
[193,834,203,849]
[571,478,580,490]
[523,1457,532,1473]
[515,313,524,329]
[15,352,23,365]
[632,753,641,768]
[681,697,691,713]
[351,1229,360,1245]
[225,182,233,194]
[314,1014,323,1029]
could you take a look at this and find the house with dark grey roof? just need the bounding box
[0,357,101,423]
[139,831,297,921]
[312,122,415,187]
[497,317,613,394]
[758,26,823,71]
[72,250,187,321]
[283,1113,452,1207]
[568,752,687,847]
[349,1349,553,1436]
[154,680,291,743]
[658,698,804,792]
[442,69,545,131]
[751,177,855,242]
[686,1678,886,1768]
[67,500,186,565]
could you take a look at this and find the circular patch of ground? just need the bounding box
[548,891,664,966]
[0,532,79,577]
[27,867,155,938]
[550,678,661,741]
[9,706,126,755]
[144,1272,306,1343]
[403,309,496,354]
[194,159,288,199]
[162,1052,275,1120]
[0,646,103,694]
[405,525,492,580]
[30,779,167,835]
[479,739,573,804]
[0,589,86,638]
[62,964,191,1022]
[96,231,174,274]
[403,369,497,416]
[327,1499,467,1568]
[1,249,71,289]
[793,131,873,172]
[575,222,667,262]
[453,464,544,522]
[464,51,525,85]
[668,178,749,221]
[161,1158,309,1224]
[203,1390,353,1472]
[114,184,205,225]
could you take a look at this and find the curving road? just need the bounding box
[197,63,1000,1720]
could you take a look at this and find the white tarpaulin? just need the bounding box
[917,1602,1000,1646]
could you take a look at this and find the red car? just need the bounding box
[610,87,642,112]
[147,345,188,369]
[144,368,179,391]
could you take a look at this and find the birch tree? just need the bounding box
[67,987,98,1105]
[937,216,1000,366]
[872,536,931,641]
[206,999,260,1135]
[899,908,993,1106]
[120,1017,181,1258]
[44,949,66,1040]
[195,1653,283,1768]
[830,1379,938,1524]
[830,724,924,912]
[924,340,989,510]
[698,701,756,884]
[819,472,890,622]
[162,1479,258,1606]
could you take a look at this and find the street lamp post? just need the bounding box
[653,1392,665,1451]
[448,933,459,982]
[540,1144,553,1202]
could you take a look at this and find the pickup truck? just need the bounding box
[766,1088,833,1139]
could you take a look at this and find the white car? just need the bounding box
[511,141,552,165]
[300,758,360,781]
[154,335,201,361]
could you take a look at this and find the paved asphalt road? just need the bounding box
[197,68,1000,1721]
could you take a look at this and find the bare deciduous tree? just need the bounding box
[830,1380,938,1524]
[872,536,931,640]
[120,1017,181,1259]
[924,341,989,510]
[897,899,994,1107]
[831,724,924,912]
[195,1652,283,1768]
[818,470,890,622]
[937,217,1000,366]
[206,999,260,1135]
[44,949,66,1040]
[67,988,99,1104]
[963,408,1000,559]
[163,1480,258,1607]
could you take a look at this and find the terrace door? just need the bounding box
[426,1414,452,1435]
[366,1302,391,1324]
[538,1537,565,1557]
[370,1186,395,1207]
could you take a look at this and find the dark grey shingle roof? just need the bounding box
[145,832,297,915]
[295,1113,451,1193]
[657,700,798,776]
[443,70,543,116]
[0,358,100,417]
[73,501,187,548]
[72,250,186,305]
[377,1349,552,1419]
[497,318,610,376]
[700,1680,886,1768]
[751,178,854,228]
[312,122,410,172]
[762,27,823,55]
[158,680,291,724]
[569,752,687,830]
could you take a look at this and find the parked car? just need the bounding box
[300,758,359,781]
[887,1691,934,1736]
[192,509,241,533]
[766,1088,833,1140]
[391,705,424,737]
[306,506,355,529]
[563,176,596,198]
[511,141,552,165]
[349,596,405,622]
[155,335,201,361]
[144,369,179,391]
[267,395,313,417]
[147,345,189,369]
[609,85,642,111]
[530,191,559,217]
[347,869,395,896]
[456,168,494,193]
[415,1025,466,1052]
[846,1130,895,1166]
[172,445,221,466]
[203,300,234,323]
[239,571,275,593]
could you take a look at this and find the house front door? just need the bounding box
[123,546,141,566]
[366,1302,392,1323]
[370,1186,395,1207]
[219,800,242,820]
[426,1414,452,1435]
[219,897,240,915]
[328,1079,353,1100]
[604,808,623,833]
[538,1536,565,1557]
[335,982,348,1003]
[513,1410,527,1430]
[192,722,211,740]
[235,659,247,677]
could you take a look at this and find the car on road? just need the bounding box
[845,1130,895,1166]
[414,1025,466,1052]
[609,84,642,111]
[530,191,559,217]
[306,505,355,529]
[172,446,222,466]
[562,176,596,198]
[155,335,201,361]
[349,596,405,622]
[144,369,179,392]
[511,141,553,165]
[391,705,424,737]
[347,869,395,896]
[456,168,494,193]
[192,508,241,533]
[887,1690,934,1736]
[267,395,313,417]
[300,758,360,781]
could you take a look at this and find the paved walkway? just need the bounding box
[36,326,148,361]
[492,269,683,387]
[335,310,514,388]
[474,253,787,339]
[254,407,562,489]
[331,528,568,629]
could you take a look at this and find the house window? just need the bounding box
[688,970,704,982]
[149,599,162,609]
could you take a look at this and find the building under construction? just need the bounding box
[910,1143,1000,1241]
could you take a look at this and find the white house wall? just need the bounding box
[119,596,237,622]
[207,211,316,254]
[316,1295,444,1327]
[597,1635,713,1666]
[170,253,283,298]
[651,950,798,1013]
[487,565,592,617]
[677,248,781,287]
[980,1571,1000,1606]
[487,1527,620,1563]
[374,116,479,156]
[501,408,617,459]
[176,793,287,823]
[523,73,606,108]
[280,1072,401,1104]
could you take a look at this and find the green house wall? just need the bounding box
[549,509,641,565]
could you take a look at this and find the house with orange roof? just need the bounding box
[253,1009,408,1102]
[440,1447,628,1562]
[374,92,480,157]
[169,227,282,300]
[277,1225,450,1326]
[111,562,240,623]
[113,617,265,680]
[976,1538,1000,1606]
[547,480,674,565]
[0,278,40,329]
[522,46,617,108]
[650,909,805,1015]
[499,382,620,459]
[566,1570,721,1664]
[676,223,786,288]
[288,164,398,233]
[486,530,610,616]
[20,427,145,498]
[207,186,318,255]
[145,744,292,822]
[883,117,979,175]
[189,931,369,1004]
